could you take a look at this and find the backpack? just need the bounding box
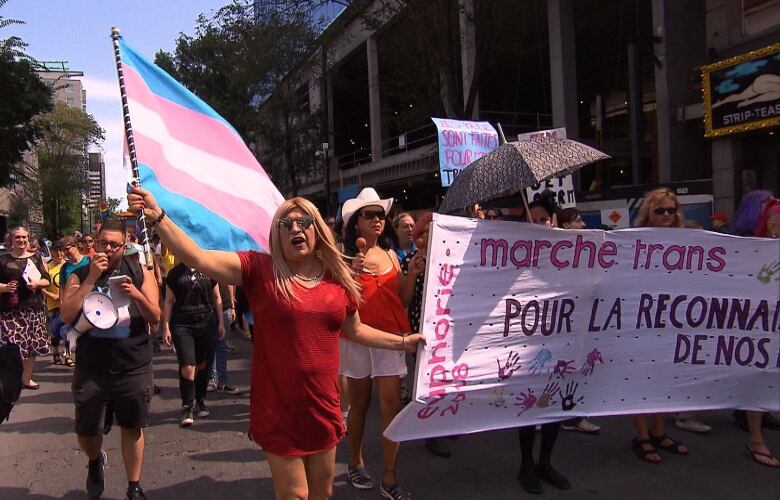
[0,342,23,424]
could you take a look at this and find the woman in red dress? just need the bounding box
[128,188,424,499]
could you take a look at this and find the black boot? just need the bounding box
[517,465,542,494]
[537,464,571,490]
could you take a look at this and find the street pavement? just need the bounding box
[1,328,778,499]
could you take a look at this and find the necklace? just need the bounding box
[293,271,321,283]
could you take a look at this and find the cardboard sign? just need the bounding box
[385,215,780,441]
[519,128,575,208]
[432,118,499,187]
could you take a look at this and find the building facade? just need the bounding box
[259,0,778,225]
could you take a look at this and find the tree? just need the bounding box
[364,0,497,120]
[0,0,53,186]
[155,1,325,196]
[34,102,105,236]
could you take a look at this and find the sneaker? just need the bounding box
[86,449,107,499]
[217,384,240,394]
[126,484,148,500]
[181,406,194,427]
[207,379,217,392]
[380,482,411,500]
[561,418,601,434]
[196,400,210,418]
[675,418,712,434]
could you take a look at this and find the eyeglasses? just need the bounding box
[653,207,677,215]
[359,210,386,221]
[97,240,125,250]
[278,215,314,231]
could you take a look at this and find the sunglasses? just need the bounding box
[653,207,677,215]
[359,210,386,221]
[97,240,125,250]
[82,239,93,244]
[278,215,314,231]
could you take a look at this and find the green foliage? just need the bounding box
[34,102,105,237]
[0,0,54,186]
[154,0,324,195]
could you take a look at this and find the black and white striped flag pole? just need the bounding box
[111,26,153,269]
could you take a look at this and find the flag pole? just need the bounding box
[111,27,153,269]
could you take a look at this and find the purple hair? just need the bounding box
[733,190,773,236]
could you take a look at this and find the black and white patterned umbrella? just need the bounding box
[438,137,609,214]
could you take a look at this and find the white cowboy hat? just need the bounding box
[341,187,394,224]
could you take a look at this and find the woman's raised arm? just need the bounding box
[128,187,243,286]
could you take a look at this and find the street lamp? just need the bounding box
[315,142,331,217]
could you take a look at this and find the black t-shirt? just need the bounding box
[73,258,151,373]
[165,264,216,319]
[400,250,425,332]
[0,253,49,312]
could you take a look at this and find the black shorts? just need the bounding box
[171,314,215,367]
[72,368,153,436]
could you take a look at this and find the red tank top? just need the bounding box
[356,259,411,334]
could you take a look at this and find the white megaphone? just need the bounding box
[73,292,119,334]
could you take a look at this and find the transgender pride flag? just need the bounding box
[118,37,283,251]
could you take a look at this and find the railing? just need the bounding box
[478,110,553,138]
[335,147,373,170]
[381,122,438,158]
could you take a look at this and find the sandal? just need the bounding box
[347,465,374,490]
[745,444,780,468]
[63,355,75,367]
[650,433,688,455]
[23,382,40,390]
[631,437,661,463]
[52,352,62,365]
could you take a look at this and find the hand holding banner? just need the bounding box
[385,215,780,442]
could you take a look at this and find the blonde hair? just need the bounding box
[269,197,361,304]
[634,188,684,228]
[5,226,31,248]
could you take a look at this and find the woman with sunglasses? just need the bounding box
[631,188,700,463]
[80,234,96,257]
[127,187,424,500]
[341,187,423,500]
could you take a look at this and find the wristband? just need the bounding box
[150,209,166,227]
[401,335,406,351]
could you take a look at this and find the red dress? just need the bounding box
[238,251,357,456]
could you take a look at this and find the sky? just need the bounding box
[4,0,229,207]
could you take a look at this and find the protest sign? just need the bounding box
[518,128,576,208]
[431,118,499,187]
[385,215,780,441]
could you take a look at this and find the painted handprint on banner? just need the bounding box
[536,382,560,408]
[560,381,584,411]
[529,349,552,374]
[581,349,604,376]
[497,351,522,380]
[490,388,506,408]
[757,261,780,284]
[550,359,576,379]
[515,388,537,416]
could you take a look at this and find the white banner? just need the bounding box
[385,214,780,441]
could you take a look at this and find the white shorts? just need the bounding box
[339,338,407,378]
